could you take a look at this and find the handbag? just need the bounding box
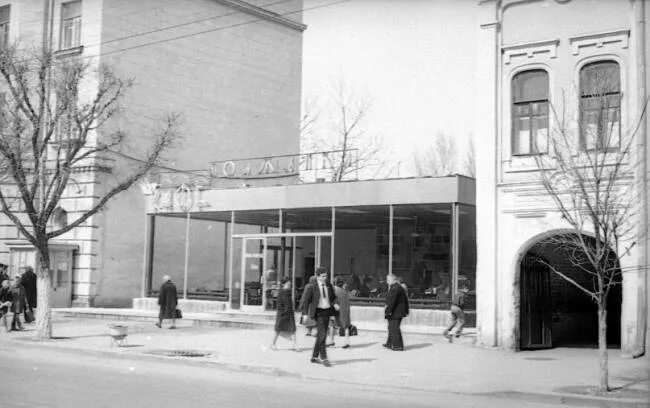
[174,309,183,319]
[300,314,316,328]
[24,309,35,323]
[339,324,358,336]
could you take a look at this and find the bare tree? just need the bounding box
[301,80,385,182]
[532,69,648,393]
[0,46,178,340]
[413,133,474,177]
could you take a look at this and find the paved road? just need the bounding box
[0,346,597,408]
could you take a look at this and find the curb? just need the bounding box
[1,335,647,407]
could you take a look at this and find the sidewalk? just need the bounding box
[2,315,648,407]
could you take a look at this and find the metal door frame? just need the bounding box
[233,232,333,312]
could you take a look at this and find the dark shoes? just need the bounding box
[382,343,391,349]
[155,322,161,328]
[342,344,350,349]
[310,357,332,367]
[391,346,404,351]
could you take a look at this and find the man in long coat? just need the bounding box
[19,267,37,311]
[384,274,409,351]
[156,275,178,329]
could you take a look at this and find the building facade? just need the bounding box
[0,0,305,307]
[474,0,649,355]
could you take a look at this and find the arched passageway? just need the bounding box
[519,233,622,350]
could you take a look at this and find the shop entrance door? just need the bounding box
[240,237,267,312]
[233,232,332,312]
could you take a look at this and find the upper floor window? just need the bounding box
[0,5,10,50]
[580,61,621,151]
[60,1,82,50]
[512,70,549,155]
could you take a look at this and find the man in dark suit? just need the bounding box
[302,267,338,367]
[384,274,409,351]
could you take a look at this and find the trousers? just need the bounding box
[386,318,403,349]
[312,308,330,360]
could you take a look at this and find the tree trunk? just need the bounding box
[34,246,52,340]
[597,304,609,393]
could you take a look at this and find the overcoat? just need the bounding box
[158,281,178,319]
[385,283,409,320]
[10,283,27,314]
[334,286,351,328]
[274,288,296,334]
[20,269,37,309]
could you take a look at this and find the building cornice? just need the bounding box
[213,0,307,32]
[502,39,559,64]
[569,29,630,55]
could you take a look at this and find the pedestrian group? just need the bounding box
[0,264,37,333]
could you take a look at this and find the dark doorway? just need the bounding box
[519,235,622,350]
[520,255,552,349]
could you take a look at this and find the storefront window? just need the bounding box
[333,206,390,302]
[392,204,452,310]
[458,204,476,310]
[151,215,187,295]
[186,214,229,301]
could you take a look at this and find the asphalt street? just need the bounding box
[0,345,591,408]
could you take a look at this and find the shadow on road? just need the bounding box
[330,358,376,366]
[404,343,433,351]
[347,342,378,349]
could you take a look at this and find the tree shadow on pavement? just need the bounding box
[330,358,376,366]
[403,343,433,351]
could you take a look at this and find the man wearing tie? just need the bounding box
[303,266,338,367]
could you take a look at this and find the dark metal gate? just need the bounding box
[520,255,552,349]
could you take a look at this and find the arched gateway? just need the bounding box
[518,232,622,350]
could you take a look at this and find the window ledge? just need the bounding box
[54,45,83,59]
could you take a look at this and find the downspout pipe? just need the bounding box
[634,0,648,359]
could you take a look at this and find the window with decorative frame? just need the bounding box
[0,5,10,50]
[579,61,621,151]
[511,70,549,156]
[60,1,82,50]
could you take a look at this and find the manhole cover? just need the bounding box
[524,357,555,361]
[147,349,211,358]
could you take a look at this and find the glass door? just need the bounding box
[240,237,266,311]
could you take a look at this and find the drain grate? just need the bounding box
[147,349,211,358]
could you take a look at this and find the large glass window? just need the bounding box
[151,215,186,296]
[186,214,229,300]
[512,70,549,155]
[61,1,82,50]
[580,61,621,151]
[392,204,452,309]
[333,206,390,304]
[458,204,476,311]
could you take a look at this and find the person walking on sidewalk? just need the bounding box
[332,276,352,349]
[10,275,27,331]
[0,279,12,332]
[443,285,469,342]
[384,274,408,351]
[19,266,37,312]
[156,275,178,329]
[302,267,338,367]
[271,277,299,351]
[298,275,317,336]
